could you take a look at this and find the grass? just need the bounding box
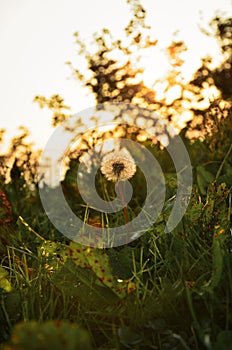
[0,133,231,349]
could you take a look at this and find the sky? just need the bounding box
[0,0,231,154]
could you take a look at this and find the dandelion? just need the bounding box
[100,148,136,239]
[100,147,136,182]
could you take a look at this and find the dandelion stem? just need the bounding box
[118,181,130,242]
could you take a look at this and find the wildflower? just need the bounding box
[101,147,136,182]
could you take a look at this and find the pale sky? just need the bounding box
[0,0,231,153]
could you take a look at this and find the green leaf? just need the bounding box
[0,267,12,292]
[203,235,224,293]
[107,247,135,280]
[203,198,214,224]
[214,331,232,350]
[211,236,224,289]
[39,241,135,299]
[69,241,136,298]
[5,320,92,350]
[196,165,214,195]
[50,260,117,307]
[118,326,143,348]
[186,202,204,222]
[2,292,21,323]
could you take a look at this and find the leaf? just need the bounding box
[107,247,135,280]
[5,320,92,350]
[204,182,230,227]
[0,267,8,279]
[39,241,69,271]
[203,198,215,224]
[118,327,143,348]
[50,260,117,307]
[186,202,204,222]
[69,241,136,298]
[3,292,21,323]
[211,236,224,289]
[145,318,167,331]
[39,241,135,299]
[203,235,224,293]
[214,331,232,350]
[196,165,214,195]
[0,266,12,292]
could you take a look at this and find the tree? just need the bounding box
[183,16,232,154]
[34,3,231,145]
[191,17,232,101]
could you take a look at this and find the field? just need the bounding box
[0,109,231,350]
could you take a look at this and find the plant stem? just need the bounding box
[118,181,129,242]
[216,143,232,181]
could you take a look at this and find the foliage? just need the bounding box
[191,17,232,101]
[0,1,232,349]
[39,240,136,298]
[0,126,231,348]
[3,320,92,350]
[33,95,71,127]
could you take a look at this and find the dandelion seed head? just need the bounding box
[112,162,125,176]
[101,147,136,182]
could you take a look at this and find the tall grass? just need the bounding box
[0,131,231,349]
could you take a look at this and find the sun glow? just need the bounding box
[0,0,230,153]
